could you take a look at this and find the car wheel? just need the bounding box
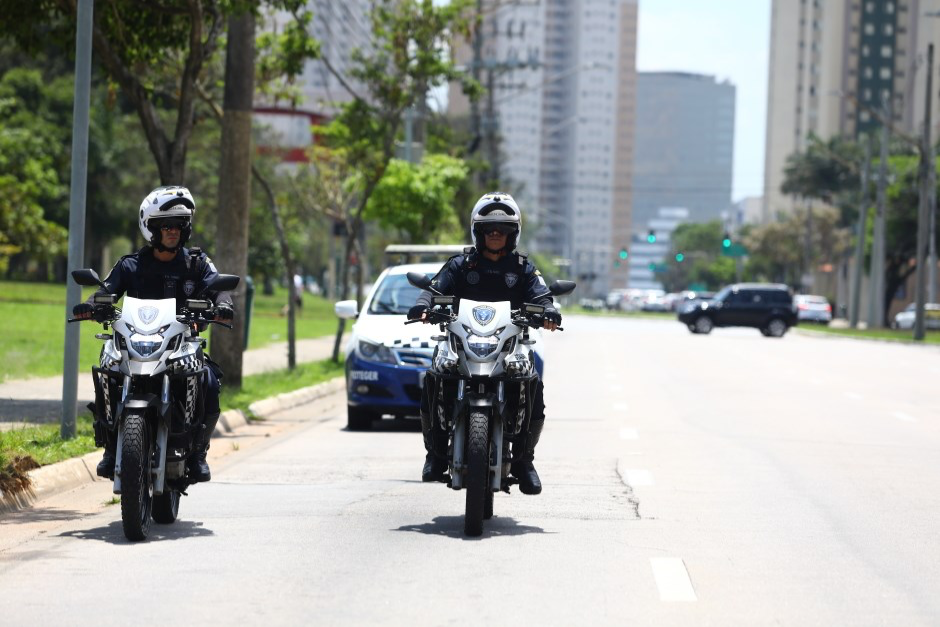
[765,318,788,338]
[693,316,713,334]
[687,324,698,334]
[347,405,376,431]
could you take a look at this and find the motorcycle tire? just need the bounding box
[152,490,180,524]
[120,413,153,541]
[465,411,489,537]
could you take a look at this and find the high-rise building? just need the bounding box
[632,72,736,232]
[763,0,940,221]
[449,0,638,296]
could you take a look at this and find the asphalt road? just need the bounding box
[1,316,939,625]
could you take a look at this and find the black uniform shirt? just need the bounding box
[416,250,555,311]
[87,246,233,309]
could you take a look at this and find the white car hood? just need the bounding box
[352,314,439,349]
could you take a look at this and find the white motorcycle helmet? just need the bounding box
[138,186,195,251]
[469,192,522,253]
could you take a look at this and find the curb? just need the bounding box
[793,327,940,347]
[0,376,345,515]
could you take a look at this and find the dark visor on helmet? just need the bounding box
[152,218,189,232]
[476,223,517,236]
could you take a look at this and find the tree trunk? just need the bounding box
[255,169,296,369]
[210,11,255,388]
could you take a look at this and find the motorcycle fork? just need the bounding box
[152,375,171,496]
[112,375,132,494]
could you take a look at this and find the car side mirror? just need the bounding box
[335,300,358,320]
[548,280,576,297]
[209,274,240,292]
[72,268,106,289]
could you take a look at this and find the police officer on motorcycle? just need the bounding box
[73,186,234,482]
[408,192,561,495]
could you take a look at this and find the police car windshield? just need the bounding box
[368,273,432,315]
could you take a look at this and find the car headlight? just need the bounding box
[129,333,164,356]
[358,340,397,364]
[466,334,500,358]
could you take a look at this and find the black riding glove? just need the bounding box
[543,309,562,326]
[92,305,116,323]
[408,305,428,320]
[215,304,234,321]
[73,303,93,319]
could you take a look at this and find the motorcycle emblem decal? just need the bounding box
[505,272,519,288]
[183,279,195,296]
[139,306,159,325]
[473,305,496,326]
[467,270,480,285]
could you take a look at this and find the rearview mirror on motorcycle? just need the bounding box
[406,271,433,291]
[208,274,240,292]
[72,268,107,289]
[548,280,576,297]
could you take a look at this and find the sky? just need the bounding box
[636,0,772,202]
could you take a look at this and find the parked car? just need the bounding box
[677,283,797,337]
[334,261,546,430]
[794,294,833,324]
[605,289,628,310]
[892,302,940,330]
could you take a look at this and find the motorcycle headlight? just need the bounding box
[358,340,397,365]
[466,334,500,358]
[129,333,164,357]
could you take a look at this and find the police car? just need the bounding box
[334,246,545,430]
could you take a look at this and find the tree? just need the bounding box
[658,221,735,292]
[365,154,468,244]
[289,0,472,361]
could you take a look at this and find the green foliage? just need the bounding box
[255,7,321,105]
[0,415,97,468]
[365,154,468,243]
[0,68,70,272]
[781,134,861,220]
[658,221,736,292]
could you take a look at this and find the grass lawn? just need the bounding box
[795,324,940,344]
[0,281,339,381]
[221,357,345,414]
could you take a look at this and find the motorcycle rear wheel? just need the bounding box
[152,489,181,524]
[464,412,489,537]
[120,414,153,541]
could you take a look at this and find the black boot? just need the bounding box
[190,412,220,483]
[421,408,449,482]
[96,447,116,478]
[511,419,544,495]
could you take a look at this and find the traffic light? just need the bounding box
[722,232,732,248]
[647,230,656,244]
[675,252,684,263]
[618,247,628,260]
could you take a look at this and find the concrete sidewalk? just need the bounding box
[0,336,338,429]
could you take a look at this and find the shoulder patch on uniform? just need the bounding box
[534,270,541,276]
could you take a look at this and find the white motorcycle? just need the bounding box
[70,268,239,541]
[406,272,575,536]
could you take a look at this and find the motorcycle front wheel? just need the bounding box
[465,411,489,537]
[120,414,153,541]
[152,490,180,524]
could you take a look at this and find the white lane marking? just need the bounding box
[650,558,697,602]
[844,392,864,401]
[619,427,639,440]
[892,411,916,422]
[617,461,654,486]
[613,402,629,412]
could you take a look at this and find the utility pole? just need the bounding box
[469,0,483,171]
[914,44,933,340]
[850,135,872,328]
[485,66,499,187]
[868,94,891,329]
[61,0,94,439]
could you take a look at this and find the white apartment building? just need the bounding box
[764,0,940,222]
[450,0,638,296]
